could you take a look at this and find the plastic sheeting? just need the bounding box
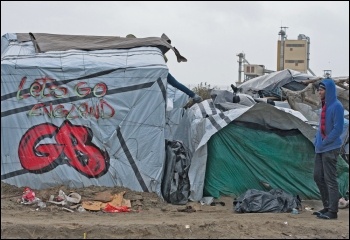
[14,32,187,63]
[238,69,319,99]
[161,140,191,205]
[203,122,349,200]
[233,189,302,213]
[1,33,175,198]
[179,90,348,201]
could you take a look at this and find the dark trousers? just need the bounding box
[167,72,195,98]
[313,148,340,213]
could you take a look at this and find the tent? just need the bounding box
[204,121,348,200]
[238,69,319,99]
[1,32,188,198]
[175,91,348,201]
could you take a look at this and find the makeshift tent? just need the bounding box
[203,121,349,200]
[176,91,349,202]
[1,32,188,199]
[238,69,319,99]
[238,69,349,118]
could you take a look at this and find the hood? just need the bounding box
[321,78,337,106]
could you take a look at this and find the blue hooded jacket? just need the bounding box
[314,78,344,153]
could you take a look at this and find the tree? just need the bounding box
[183,82,217,109]
[191,82,217,100]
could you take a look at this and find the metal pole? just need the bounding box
[237,53,244,83]
[279,27,288,70]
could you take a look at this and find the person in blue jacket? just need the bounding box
[312,78,344,220]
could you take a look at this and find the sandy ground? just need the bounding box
[1,182,349,239]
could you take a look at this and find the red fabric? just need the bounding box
[22,187,36,201]
[320,100,326,139]
[102,203,130,213]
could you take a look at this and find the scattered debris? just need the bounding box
[200,196,213,205]
[20,187,41,205]
[177,206,196,213]
[102,203,130,213]
[92,191,113,202]
[210,201,225,206]
[185,224,192,232]
[62,207,74,213]
[304,206,314,211]
[15,186,138,213]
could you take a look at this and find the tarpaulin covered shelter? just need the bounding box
[238,69,319,99]
[203,119,349,200]
[178,91,348,201]
[1,32,188,198]
[237,69,349,165]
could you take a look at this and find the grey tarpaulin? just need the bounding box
[161,140,191,205]
[238,69,318,99]
[1,32,176,198]
[15,32,187,63]
[233,189,302,213]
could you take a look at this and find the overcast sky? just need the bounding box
[1,1,349,89]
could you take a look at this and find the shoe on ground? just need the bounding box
[192,94,202,103]
[312,208,328,216]
[317,211,337,220]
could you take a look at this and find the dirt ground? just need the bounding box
[1,182,349,239]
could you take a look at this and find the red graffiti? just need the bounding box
[17,77,31,100]
[18,123,64,171]
[73,81,108,98]
[16,76,68,100]
[28,99,115,120]
[16,76,108,100]
[18,121,109,177]
[29,77,68,98]
[55,121,109,176]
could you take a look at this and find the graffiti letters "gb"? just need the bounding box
[18,120,110,178]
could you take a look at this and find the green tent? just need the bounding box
[204,122,349,200]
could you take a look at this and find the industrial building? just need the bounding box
[237,27,316,85]
[277,27,315,76]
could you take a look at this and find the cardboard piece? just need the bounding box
[81,201,102,211]
[82,191,131,211]
[93,191,113,202]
